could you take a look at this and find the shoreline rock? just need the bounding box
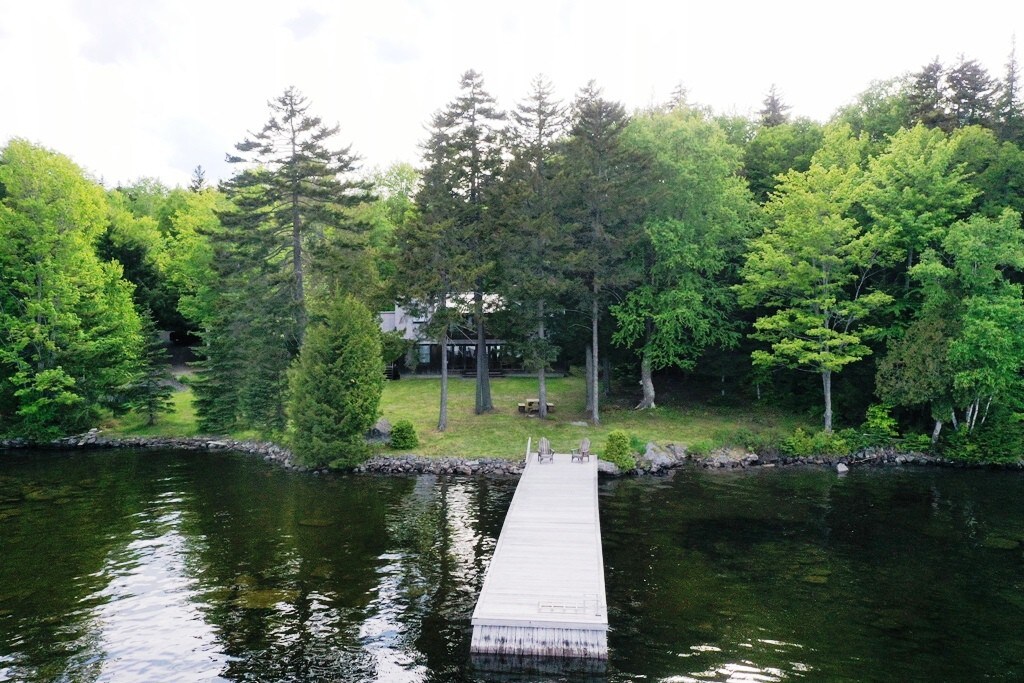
[2,431,1021,476]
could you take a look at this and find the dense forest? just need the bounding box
[3,51,1024,464]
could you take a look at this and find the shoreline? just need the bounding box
[3,431,1023,475]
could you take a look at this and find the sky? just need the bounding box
[1,0,1022,188]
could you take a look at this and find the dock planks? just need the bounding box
[470,444,608,659]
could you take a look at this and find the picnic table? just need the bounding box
[518,398,555,414]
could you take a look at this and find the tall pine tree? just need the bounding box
[500,75,568,418]
[416,70,506,415]
[557,82,648,424]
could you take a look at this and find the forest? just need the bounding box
[3,51,1024,465]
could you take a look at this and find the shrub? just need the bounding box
[602,430,636,471]
[628,433,646,454]
[900,433,933,453]
[942,407,1024,463]
[783,428,853,457]
[688,439,714,458]
[389,420,419,449]
[288,296,384,468]
[860,404,899,446]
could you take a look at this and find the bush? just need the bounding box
[941,407,1024,463]
[288,296,384,468]
[688,439,715,458]
[783,428,853,457]
[628,433,646,454]
[860,404,899,446]
[900,433,933,453]
[389,420,419,449]
[602,430,636,471]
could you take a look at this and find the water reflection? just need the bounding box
[1,451,1023,681]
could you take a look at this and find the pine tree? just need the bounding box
[907,59,953,131]
[557,82,649,424]
[946,56,997,129]
[223,86,370,343]
[288,296,384,468]
[189,165,206,193]
[501,75,568,418]
[127,309,174,426]
[416,70,506,415]
[759,84,791,127]
[996,39,1024,143]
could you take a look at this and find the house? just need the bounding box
[378,301,516,375]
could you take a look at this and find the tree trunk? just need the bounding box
[438,329,449,432]
[591,296,600,425]
[636,354,655,409]
[585,344,594,415]
[474,290,492,414]
[537,300,547,419]
[931,419,943,445]
[822,369,833,433]
[292,191,306,341]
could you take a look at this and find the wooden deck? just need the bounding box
[470,440,608,659]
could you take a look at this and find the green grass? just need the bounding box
[378,375,808,459]
[103,388,264,442]
[104,389,199,437]
[102,375,810,459]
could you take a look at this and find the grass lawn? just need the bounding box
[378,375,809,459]
[103,375,810,459]
[103,389,200,437]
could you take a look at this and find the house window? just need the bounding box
[418,344,431,365]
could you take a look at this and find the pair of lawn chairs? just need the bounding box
[536,437,590,463]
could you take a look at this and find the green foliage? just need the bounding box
[124,310,175,426]
[389,420,419,449]
[782,428,852,457]
[941,406,1024,463]
[601,430,636,470]
[726,427,784,455]
[743,118,824,202]
[0,139,143,440]
[860,404,899,446]
[688,439,715,457]
[628,433,646,454]
[288,296,384,468]
[738,125,893,431]
[612,107,755,383]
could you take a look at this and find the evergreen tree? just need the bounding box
[946,56,997,129]
[996,39,1024,143]
[288,296,384,468]
[224,86,370,343]
[189,165,207,193]
[758,84,791,127]
[500,75,567,418]
[415,70,506,415]
[907,58,953,131]
[557,82,648,424]
[126,309,174,426]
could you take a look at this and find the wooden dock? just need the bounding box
[470,439,608,659]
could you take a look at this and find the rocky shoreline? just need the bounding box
[1,430,1021,475]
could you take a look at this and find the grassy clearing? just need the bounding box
[378,375,809,459]
[103,375,809,459]
[103,389,199,437]
[103,388,265,442]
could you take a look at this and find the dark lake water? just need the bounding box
[1,449,1023,682]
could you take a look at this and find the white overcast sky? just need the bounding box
[1,0,1021,188]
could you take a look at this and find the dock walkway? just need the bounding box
[470,441,608,659]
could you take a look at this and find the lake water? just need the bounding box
[1,449,1022,682]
